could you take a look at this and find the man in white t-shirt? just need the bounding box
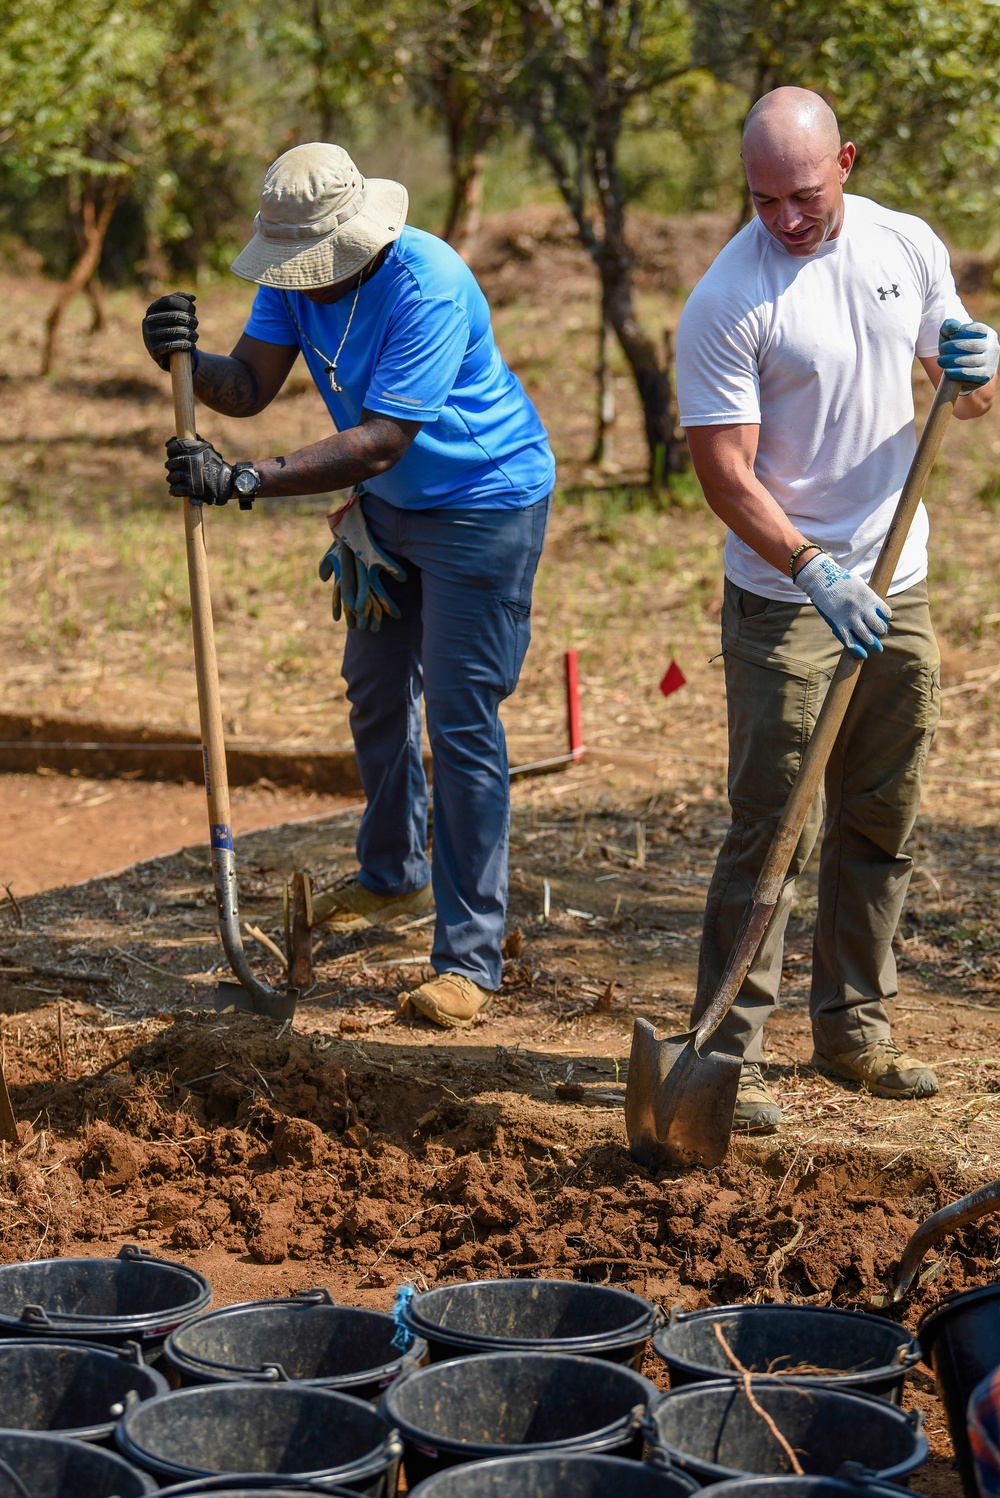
[676,87,998,1132]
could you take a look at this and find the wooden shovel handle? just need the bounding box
[695,375,962,1051]
[170,353,233,847]
[168,353,287,1012]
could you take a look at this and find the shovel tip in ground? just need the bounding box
[624,1016,742,1172]
[214,980,299,1024]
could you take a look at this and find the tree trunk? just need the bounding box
[592,107,680,488]
[589,308,616,465]
[602,258,680,493]
[41,180,122,376]
[442,142,485,256]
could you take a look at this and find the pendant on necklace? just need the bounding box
[325,365,342,394]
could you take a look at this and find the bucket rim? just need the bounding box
[643,1379,928,1485]
[383,1349,656,1456]
[405,1277,657,1352]
[0,1425,159,1492]
[115,1380,402,1485]
[916,1278,1000,1350]
[405,1450,703,1497]
[156,1477,363,1495]
[0,1336,168,1441]
[652,1302,922,1387]
[682,1479,920,1498]
[0,1247,211,1338]
[165,1297,426,1389]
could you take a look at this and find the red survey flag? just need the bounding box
[659,660,686,697]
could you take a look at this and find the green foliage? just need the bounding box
[4,0,1000,283]
[692,0,1000,241]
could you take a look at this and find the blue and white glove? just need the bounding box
[938,319,1000,391]
[318,492,406,632]
[794,552,892,660]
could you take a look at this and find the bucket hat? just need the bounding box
[231,143,408,289]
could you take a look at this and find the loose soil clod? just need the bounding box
[1,1009,996,1332]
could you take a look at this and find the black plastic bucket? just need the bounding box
[403,1279,659,1367]
[643,1379,927,1485]
[407,1452,701,1498]
[0,1337,167,1442]
[0,1245,211,1349]
[652,1304,921,1404]
[0,1428,157,1496]
[918,1279,1000,1498]
[382,1350,657,1488]
[165,1288,426,1399]
[116,1381,403,1495]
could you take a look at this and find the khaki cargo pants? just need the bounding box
[691,578,940,1062]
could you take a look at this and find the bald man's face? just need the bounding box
[744,142,855,257]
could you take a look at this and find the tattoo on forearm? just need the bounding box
[193,354,261,417]
[256,414,418,497]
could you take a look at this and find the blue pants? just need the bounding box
[342,491,551,990]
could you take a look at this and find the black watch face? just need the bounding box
[234,468,256,495]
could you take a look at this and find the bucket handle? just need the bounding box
[640,1410,662,1453]
[17,1304,51,1327]
[259,1363,291,1382]
[119,1340,144,1365]
[293,1287,335,1305]
[645,1442,686,1474]
[109,1387,142,1419]
[0,1455,31,1498]
[836,1461,926,1498]
[118,1244,153,1262]
[667,1302,687,1327]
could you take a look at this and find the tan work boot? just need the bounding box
[311,877,433,931]
[405,972,494,1029]
[812,1038,938,1099]
[733,1062,782,1133]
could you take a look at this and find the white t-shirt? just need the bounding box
[676,194,968,601]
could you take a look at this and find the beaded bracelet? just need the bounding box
[788,541,822,580]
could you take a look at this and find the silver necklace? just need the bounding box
[281,265,368,393]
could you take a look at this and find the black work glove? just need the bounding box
[143,292,198,371]
[165,436,234,504]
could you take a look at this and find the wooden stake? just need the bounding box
[288,873,314,993]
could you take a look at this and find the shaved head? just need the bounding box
[741,88,854,257]
[742,87,842,165]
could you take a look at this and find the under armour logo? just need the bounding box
[878,284,900,300]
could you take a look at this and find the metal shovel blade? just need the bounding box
[625,1017,741,1170]
[214,980,298,1023]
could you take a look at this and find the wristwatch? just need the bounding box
[232,462,261,510]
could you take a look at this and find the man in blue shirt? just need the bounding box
[142,143,555,1028]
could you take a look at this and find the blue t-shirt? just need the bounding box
[244,227,555,510]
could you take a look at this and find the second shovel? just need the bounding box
[625,374,962,1169]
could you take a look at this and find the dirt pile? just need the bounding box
[2,1012,996,1322]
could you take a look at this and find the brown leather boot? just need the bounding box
[311,877,433,931]
[405,973,494,1029]
[734,1063,782,1133]
[811,1038,938,1099]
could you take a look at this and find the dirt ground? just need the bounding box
[1,210,999,1495]
[1,767,998,1495]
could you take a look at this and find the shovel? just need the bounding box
[626,373,962,1170]
[169,351,298,1023]
[892,1174,1000,1301]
